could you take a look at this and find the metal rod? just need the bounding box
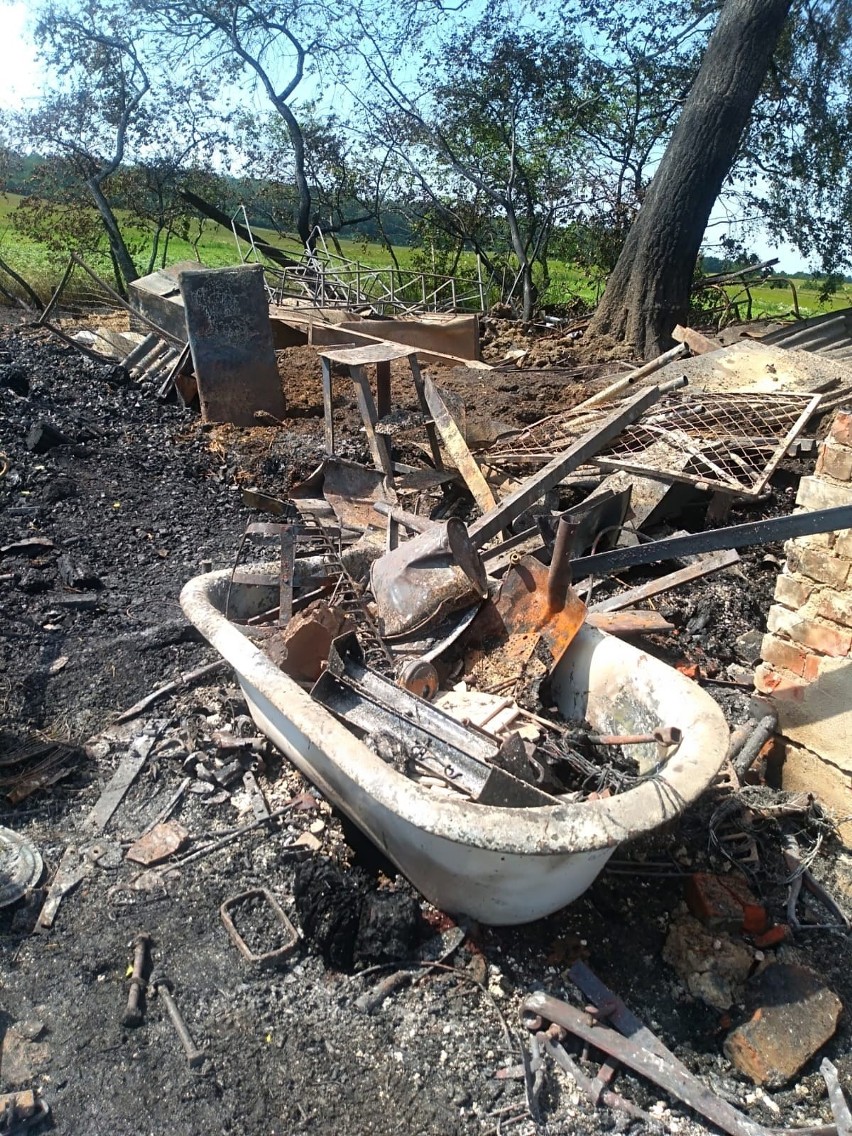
[569,505,852,579]
[470,386,665,548]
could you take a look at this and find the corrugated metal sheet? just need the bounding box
[761,306,852,360]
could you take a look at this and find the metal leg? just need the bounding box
[321,357,335,454]
[350,365,394,477]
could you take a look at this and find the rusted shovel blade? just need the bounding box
[495,555,587,670]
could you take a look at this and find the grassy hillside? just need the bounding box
[1,189,850,320]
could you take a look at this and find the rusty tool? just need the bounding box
[578,727,682,748]
[522,986,837,1136]
[122,932,152,1028]
[479,552,588,677]
[150,975,205,1068]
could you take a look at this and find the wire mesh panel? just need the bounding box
[487,390,822,496]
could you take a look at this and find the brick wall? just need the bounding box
[755,410,852,784]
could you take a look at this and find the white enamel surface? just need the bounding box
[181,569,728,924]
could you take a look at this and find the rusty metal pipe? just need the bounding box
[372,500,435,533]
[589,727,682,747]
[547,518,578,612]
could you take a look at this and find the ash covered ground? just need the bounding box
[1,321,851,1136]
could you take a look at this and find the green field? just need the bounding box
[1,189,850,320]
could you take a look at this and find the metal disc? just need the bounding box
[0,825,44,907]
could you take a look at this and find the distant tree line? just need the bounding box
[1,0,850,354]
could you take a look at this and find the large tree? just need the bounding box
[358,16,604,320]
[585,0,793,358]
[18,0,153,290]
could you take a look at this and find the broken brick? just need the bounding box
[795,474,852,512]
[266,601,355,683]
[816,440,852,482]
[126,821,189,866]
[724,963,842,1087]
[685,872,768,935]
[754,664,806,701]
[766,605,852,657]
[759,633,819,679]
[752,924,791,949]
[773,573,815,610]
[785,545,851,590]
[829,409,852,448]
[813,590,852,630]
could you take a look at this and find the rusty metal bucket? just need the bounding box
[370,519,488,637]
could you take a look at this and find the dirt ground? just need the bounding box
[1,320,851,1136]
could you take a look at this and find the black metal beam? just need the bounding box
[569,504,852,579]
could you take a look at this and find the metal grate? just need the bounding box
[487,390,821,497]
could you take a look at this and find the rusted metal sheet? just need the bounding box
[761,307,852,361]
[179,264,286,426]
[371,518,488,637]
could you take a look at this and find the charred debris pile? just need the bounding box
[2,264,852,1136]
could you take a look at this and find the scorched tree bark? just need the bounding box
[585,0,793,359]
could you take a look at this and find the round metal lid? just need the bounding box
[0,825,44,907]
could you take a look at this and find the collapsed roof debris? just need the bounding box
[1,273,852,1135]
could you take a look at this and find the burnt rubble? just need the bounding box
[1,303,852,1136]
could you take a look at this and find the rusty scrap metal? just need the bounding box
[820,1059,852,1136]
[82,733,159,832]
[354,925,466,1014]
[523,978,838,1136]
[35,846,92,931]
[370,518,488,637]
[485,553,587,673]
[122,932,152,1027]
[470,385,664,547]
[568,504,852,579]
[589,549,741,614]
[311,632,553,807]
[220,887,299,968]
[783,833,850,932]
[540,1032,666,1129]
[115,662,225,724]
[150,975,205,1068]
[227,521,296,628]
[170,803,298,868]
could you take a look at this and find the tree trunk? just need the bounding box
[505,206,536,321]
[585,0,793,359]
[274,100,312,247]
[86,177,139,292]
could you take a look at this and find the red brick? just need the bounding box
[760,633,813,677]
[767,606,852,656]
[773,574,814,610]
[816,441,852,482]
[785,545,851,589]
[753,924,791,948]
[724,964,842,1086]
[686,872,767,934]
[754,664,806,701]
[829,410,852,448]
